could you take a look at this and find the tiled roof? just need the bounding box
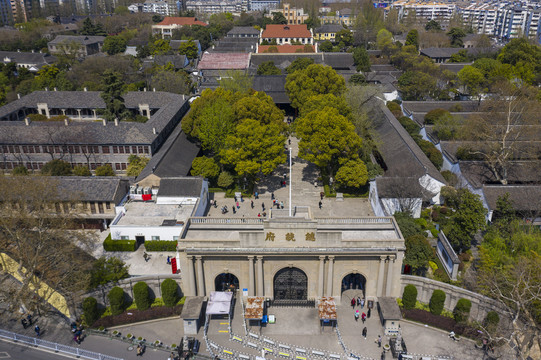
[261,24,311,39]
[156,17,208,26]
[210,38,258,53]
[252,75,289,103]
[49,35,105,46]
[460,161,541,189]
[198,52,250,70]
[314,24,344,33]
[258,44,315,53]
[483,185,541,211]
[0,51,56,67]
[157,177,203,197]
[227,26,260,36]
[249,53,353,70]
[376,177,424,198]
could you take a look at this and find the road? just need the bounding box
[0,340,80,360]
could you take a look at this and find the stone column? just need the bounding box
[386,255,395,297]
[318,256,325,298]
[256,256,264,296]
[195,256,204,296]
[248,256,255,296]
[187,255,196,296]
[326,256,334,297]
[377,256,386,297]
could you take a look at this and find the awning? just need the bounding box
[206,291,233,316]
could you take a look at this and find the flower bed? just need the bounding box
[93,304,183,328]
[402,309,482,340]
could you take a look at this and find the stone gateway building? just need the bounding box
[178,212,405,302]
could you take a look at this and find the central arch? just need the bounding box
[215,273,239,292]
[341,273,366,296]
[273,267,307,300]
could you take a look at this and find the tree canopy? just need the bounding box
[257,61,282,75]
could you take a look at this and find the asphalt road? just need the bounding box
[0,340,79,360]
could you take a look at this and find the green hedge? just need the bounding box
[108,286,126,316]
[82,297,99,326]
[103,234,136,251]
[161,279,180,307]
[208,187,226,193]
[453,298,472,323]
[133,282,151,311]
[429,289,446,315]
[144,240,177,251]
[402,285,418,309]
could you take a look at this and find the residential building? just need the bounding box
[0,50,57,72]
[249,0,279,12]
[314,24,344,41]
[227,26,260,38]
[260,24,313,45]
[210,37,258,53]
[110,177,208,242]
[257,44,315,53]
[388,0,456,24]
[269,2,309,25]
[152,16,208,39]
[0,90,190,173]
[128,0,177,16]
[198,52,251,89]
[0,0,12,25]
[320,8,355,27]
[47,35,105,57]
[184,0,247,14]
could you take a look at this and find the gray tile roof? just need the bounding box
[157,177,203,197]
[154,54,188,69]
[227,26,260,36]
[378,297,401,320]
[0,91,188,146]
[49,35,105,46]
[250,53,354,70]
[136,125,200,181]
[460,161,541,189]
[251,75,289,104]
[376,177,424,198]
[420,47,462,59]
[402,101,479,115]
[483,185,541,212]
[315,24,344,33]
[210,38,258,53]
[371,101,446,184]
[0,51,57,67]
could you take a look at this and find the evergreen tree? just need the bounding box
[99,70,130,121]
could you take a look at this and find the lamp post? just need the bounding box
[289,147,292,217]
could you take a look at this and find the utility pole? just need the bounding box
[289,147,292,217]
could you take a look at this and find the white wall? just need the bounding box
[381,197,422,218]
[110,225,184,241]
[419,174,445,205]
[156,196,198,205]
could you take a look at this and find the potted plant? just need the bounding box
[126,333,134,340]
[383,344,391,352]
[171,344,177,350]
[137,336,145,342]
[154,340,162,346]
[112,330,120,337]
[98,326,106,333]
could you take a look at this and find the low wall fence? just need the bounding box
[0,328,122,360]
[400,275,505,322]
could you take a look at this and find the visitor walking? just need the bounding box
[361,298,365,308]
[355,310,359,322]
[377,335,382,347]
[271,192,275,200]
[350,298,356,309]
[251,200,254,209]
[356,296,361,307]
[21,318,27,329]
[361,312,366,323]
[34,325,40,337]
[362,327,367,338]
[319,201,322,209]
[143,252,149,262]
[367,308,371,318]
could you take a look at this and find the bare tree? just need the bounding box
[477,255,541,360]
[0,176,95,316]
[461,83,541,185]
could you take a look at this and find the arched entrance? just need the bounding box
[341,273,366,296]
[215,273,239,292]
[273,267,307,300]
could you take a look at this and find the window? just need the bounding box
[106,202,111,210]
[62,203,69,213]
[113,146,118,154]
[102,146,110,154]
[120,236,129,240]
[138,146,143,153]
[151,236,160,240]
[115,163,121,170]
[121,163,127,170]
[90,202,96,214]
[132,146,137,153]
[143,147,149,154]
[98,202,104,214]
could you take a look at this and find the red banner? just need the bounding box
[142,194,152,201]
[171,257,177,274]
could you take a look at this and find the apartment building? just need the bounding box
[184,0,247,14]
[320,8,355,27]
[269,3,309,25]
[249,0,279,12]
[389,1,456,23]
[152,16,208,38]
[128,0,172,15]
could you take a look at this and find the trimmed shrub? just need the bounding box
[441,170,458,187]
[398,116,420,136]
[108,286,126,316]
[484,311,500,332]
[453,298,472,323]
[144,240,177,251]
[103,235,136,251]
[161,279,180,307]
[402,285,418,309]
[82,297,99,326]
[133,282,151,311]
[417,139,443,170]
[429,290,446,315]
[386,101,401,113]
[424,108,449,124]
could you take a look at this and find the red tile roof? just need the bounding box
[198,53,251,70]
[258,44,315,53]
[156,17,208,27]
[261,24,311,39]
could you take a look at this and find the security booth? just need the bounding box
[318,297,337,331]
[377,297,401,336]
[180,296,205,335]
[245,296,265,332]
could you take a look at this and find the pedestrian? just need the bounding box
[21,318,27,329]
[362,327,367,338]
[257,213,261,217]
[166,256,171,264]
[271,192,275,200]
[34,325,40,337]
[377,335,382,347]
[288,139,291,145]
[356,296,361,307]
[319,201,322,209]
[361,312,366,323]
[355,310,359,322]
[350,298,356,308]
[367,308,371,318]
[27,314,32,325]
[251,200,254,209]
[262,203,265,211]
[320,192,324,200]
[234,195,237,202]
[283,173,287,180]
[136,344,143,356]
[143,252,149,262]
[240,194,244,202]
[361,298,365,309]
[254,191,259,199]
[232,206,236,214]
[236,201,240,209]
[280,201,284,209]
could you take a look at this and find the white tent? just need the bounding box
[206,291,233,316]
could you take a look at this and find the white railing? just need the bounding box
[189,217,264,224]
[316,217,392,224]
[0,328,123,360]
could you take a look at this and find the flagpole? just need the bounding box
[289,146,292,217]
